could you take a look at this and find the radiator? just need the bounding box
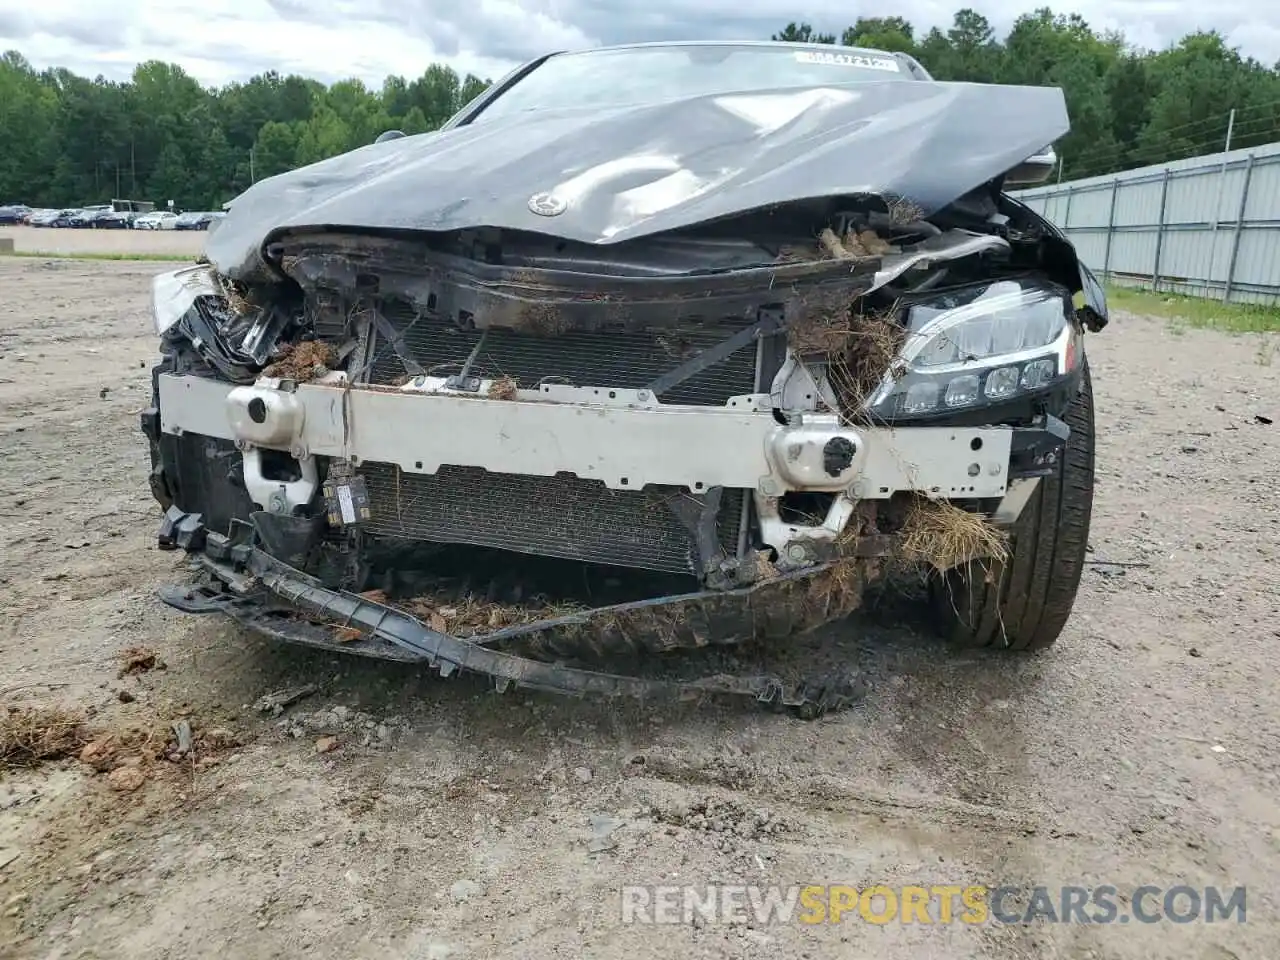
[365,300,759,407]
[361,463,746,576]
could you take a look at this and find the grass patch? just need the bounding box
[1103,284,1280,333]
[4,250,192,262]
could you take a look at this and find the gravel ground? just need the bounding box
[0,224,203,257]
[0,256,1277,959]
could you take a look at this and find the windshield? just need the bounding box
[469,44,912,124]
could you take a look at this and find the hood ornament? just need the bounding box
[528,191,568,217]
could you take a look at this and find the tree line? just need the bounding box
[2,7,1279,210]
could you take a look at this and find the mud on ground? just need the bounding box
[1,257,1278,959]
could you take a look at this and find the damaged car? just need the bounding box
[141,40,1107,716]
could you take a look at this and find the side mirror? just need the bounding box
[375,130,407,144]
[1005,145,1058,186]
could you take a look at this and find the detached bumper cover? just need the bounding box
[159,513,872,716]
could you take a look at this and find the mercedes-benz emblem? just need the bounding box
[528,191,568,217]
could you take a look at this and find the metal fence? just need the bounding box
[1013,141,1280,305]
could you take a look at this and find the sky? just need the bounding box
[1,0,1277,88]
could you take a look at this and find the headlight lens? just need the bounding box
[151,264,219,335]
[865,280,1077,419]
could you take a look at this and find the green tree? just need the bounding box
[400,106,430,136]
[147,141,188,208]
[0,53,59,201]
[4,11,1280,208]
[1136,32,1280,164]
[408,64,463,127]
[459,74,490,110]
[294,104,351,167]
[920,9,1001,81]
[840,18,916,54]
[251,121,301,180]
[772,23,837,44]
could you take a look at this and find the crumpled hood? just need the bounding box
[206,79,1069,279]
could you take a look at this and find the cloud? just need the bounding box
[0,10,35,41]
[1,0,1277,88]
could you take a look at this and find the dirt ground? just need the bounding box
[0,225,204,258]
[1,254,1278,960]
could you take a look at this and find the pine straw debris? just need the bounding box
[359,588,585,638]
[897,496,1009,570]
[885,196,926,225]
[263,340,336,382]
[1,706,93,771]
[798,504,883,620]
[789,308,905,413]
[215,274,255,316]
[803,555,868,620]
[488,376,519,401]
[1,705,246,781]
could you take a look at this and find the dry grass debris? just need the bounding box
[754,550,781,582]
[798,503,882,619]
[898,497,1009,570]
[488,376,519,401]
[790,308,905,414]
[401,594,586,637]
[2,696,251,776]
[263,340,336,382]
[804,557,866,619]
[885,195,926,225]
[826,315,904,413]
[223,281,254,317]
[214,272,255,316]
[359,587,583,637]
[0,706,93,771]
[516,301,574,336]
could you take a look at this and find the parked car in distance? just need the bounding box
[0,205,32,224]
[96,209,139,229]
[67,205,112,227]
[45,209,83,228]
[135,211,180,230]
[174,211,220,230]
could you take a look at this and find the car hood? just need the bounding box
[206,79,1069,280]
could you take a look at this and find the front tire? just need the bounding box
[930,361,1095,650]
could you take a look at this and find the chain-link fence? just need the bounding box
[1013,141,1280,306]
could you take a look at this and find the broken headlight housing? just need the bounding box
[865,279,1079,420]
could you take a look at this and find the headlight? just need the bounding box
[151,264,219,335]
[864,279,1079,419]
